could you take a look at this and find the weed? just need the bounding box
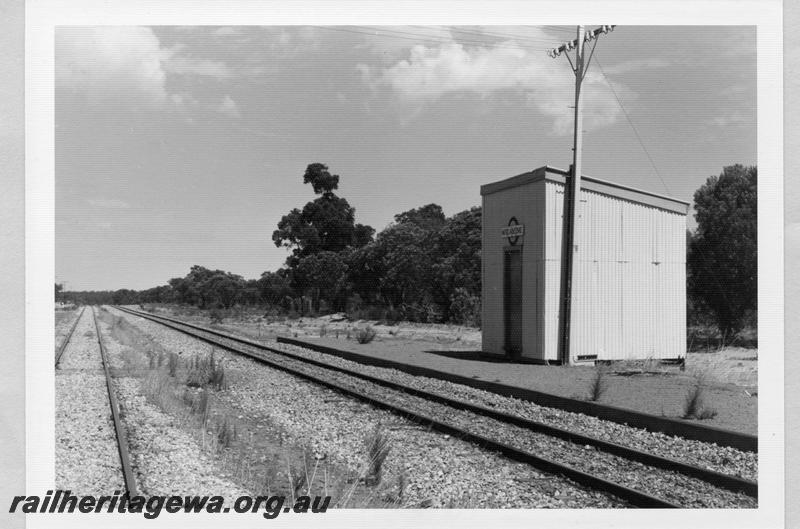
[216,416,238,449]
[396,467,407,503]
[186,350,227,390]
[167,352,179,378]
[695,408,718,420]
[587,368,608,402]
[682,376,718,420]
[355,326,377,344]
[182,388,210,425]
[364,424,391,485]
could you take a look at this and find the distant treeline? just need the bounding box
[59,163,756,339]
[60,164,482,325]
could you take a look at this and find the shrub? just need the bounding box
[209,308,224,324]
[355,326,377,344]
[448,288,481,326]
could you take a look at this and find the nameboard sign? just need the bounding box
[501,225,524,238]
[502,218,524,245]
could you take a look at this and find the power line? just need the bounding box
[413,25,567,45]
[593,54,673,196]
[311,25,548,53]
[593,53,738,320]
[352,25,552,49]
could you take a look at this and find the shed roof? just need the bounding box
[480,165,690,215]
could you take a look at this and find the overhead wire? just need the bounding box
[592,52,737,315]
[311,25,557,53]
[593,53,674,196]
[411,25,568,45]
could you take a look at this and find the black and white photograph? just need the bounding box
[13,1,787,528]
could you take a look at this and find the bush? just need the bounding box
[209,308,224,324]
[355,326,377,344]
[448,288,481,327]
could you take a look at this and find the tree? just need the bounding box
[431,206,482,320]
[272,163,374,267]
[303,163,340,194]
[293,251,348,312]
[688,164,757,340]
[394,203,446,231]
[257,270,293,306]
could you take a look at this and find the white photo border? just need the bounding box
[27,1,784,528]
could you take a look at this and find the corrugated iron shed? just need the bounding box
[481,166,688,364]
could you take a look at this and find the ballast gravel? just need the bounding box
[114,378,250,499]
[55,308,81,353]
[270,342,759,481]
[111,308,626,508]
[124,310,756,483]
[141,320,755,508]
[55,309,124,494]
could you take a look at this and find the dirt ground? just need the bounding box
[152,307,758,435]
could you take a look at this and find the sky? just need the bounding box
[55,25,756,291]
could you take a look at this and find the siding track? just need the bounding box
[55,306,85,368]
[57,306,138,496]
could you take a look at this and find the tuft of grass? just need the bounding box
[216,416,238,449]
[186,350,227,390]
[682,375,718,420]
[182,388,210,425]
[364,424,391,486]
[355,326,377,344]
[167,352,179,378]
[587,368,608,402]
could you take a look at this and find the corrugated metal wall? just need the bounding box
[544,180,686,361]
[481,179,545,360]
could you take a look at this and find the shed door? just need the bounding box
[504,248,523,356]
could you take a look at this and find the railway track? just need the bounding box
[114,306,757,508]
[55,306,85,368]
[57,306,138,496]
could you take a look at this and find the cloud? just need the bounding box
[164,56,233,79]
[360,40,629,135]
[56,26,235,110]
[87,198,131,209]
[56,26,169,106]
[217,95,240,118]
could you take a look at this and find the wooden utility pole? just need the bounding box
[548,25,614,364]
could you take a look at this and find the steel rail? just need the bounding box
[113,306,688,508]
[114,305,757,499]
[55,306,86,368]
[92,307,138,496]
